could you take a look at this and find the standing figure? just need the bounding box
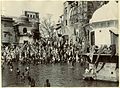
[16,68,20,77]
[21,72,25,83]
[31,78,35,87]
[44,79,51,87]
[25,68,29,78]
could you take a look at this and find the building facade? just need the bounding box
[14,11,40,44]
[62,1,108,45]
[15,15,33,44]
[24,11,39,30]
[84,1,119,82]
[1,11,40,46]
[1,16,17,46]
[89,1,118,53]
[24,11,40,40]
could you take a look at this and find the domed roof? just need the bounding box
[90,1,118,23]
[19,15,28,19]
[18,15,29,23]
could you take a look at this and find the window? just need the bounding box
[115,20,118,27]
[4,34,6,37]
[66,20,67,26]
[109,21,113,27]
[30,15,32,18]
[106,22,110,27]
[33,15,35,18]
[101,22,105,28]
[27,14,29,17]
[91,31,95,45]
[23,28,27,33]
[4,23,12,27]
[65,7,67,14]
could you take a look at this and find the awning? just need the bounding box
[109,28,118,35]
[91,27,118,35]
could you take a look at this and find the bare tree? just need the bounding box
[39,15,55,38]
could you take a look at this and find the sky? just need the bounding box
[1,0,64,23]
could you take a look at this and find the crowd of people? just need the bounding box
[2,38,85,66]
[1,37,116,86]
[1,38,87,87]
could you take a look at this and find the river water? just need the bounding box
[2,62,119,87]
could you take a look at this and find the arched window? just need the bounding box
[27,14,29,17]
[23,28,27,33]
[33,15,35,18]
[30,15,32,18]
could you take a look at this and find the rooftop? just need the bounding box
[90,1,118,23]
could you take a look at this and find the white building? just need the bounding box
[15,11,40,44]
[15,15,33,44]
[89,1,118,54]
[87,1,119,82]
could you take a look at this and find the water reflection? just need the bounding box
[2,62,119,87]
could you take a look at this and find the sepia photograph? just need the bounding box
[1,0,119,87]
